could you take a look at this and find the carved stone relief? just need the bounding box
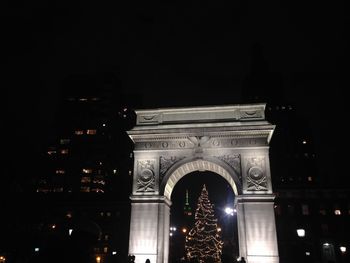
[216,154,241,178]
[245,157,268,191]
[159,156,186,182]
[136,160,156,192]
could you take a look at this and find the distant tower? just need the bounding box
[183,190,192,216]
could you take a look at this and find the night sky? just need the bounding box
[4,1,349,188]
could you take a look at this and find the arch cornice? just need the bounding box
[160,156,242,200]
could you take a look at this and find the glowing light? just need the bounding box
[51,224,56,229]
[296,229,305,237]
[170,233,173,236]
[69,229,73,235]
[323,243,330,247]
[96,256,101,263]
[112,251,117,255]
[182,228,187,233]
[302,140,307,144]
[186,185,223,263]
[340,246,346,253]
[102,123,106,127]
[305,252,310,256]
[35,248,40,252]
[225,207,234,216]
[334,209,341,215]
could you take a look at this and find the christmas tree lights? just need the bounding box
[185,185,223,263]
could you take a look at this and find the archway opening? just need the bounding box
[169,170,239,263]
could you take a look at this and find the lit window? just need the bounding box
[334,209,341,215]
[53,188,63,192]
[305,252,310,256]
[91,97,100,101]
[104,247,108,253]
[302,140,307,144]
[60,139,70,145]
[91,188,104,193]
[79,98,88,101]
[105,234,109,241]
[69,229,73,235]
[129,170,132,175]
[307,176,313,182]
[47,150,57,155]
[113,169,117,174]
[112,251,117,255]
[340,246,347,253]
[102,123,106,127]
[302,204,309,215]
[87,129,97,135]
[66,212,72,218]
[35,248,40,252]
[93,179,105,185]
[60,149,69,154]
[80,186,90,192]
[56,169,65,174]
[81,177,91,183]
[107,212,111,217]
[100,212,104,217]
[82,168,93,174]
[75,130,84,135]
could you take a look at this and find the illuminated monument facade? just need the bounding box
[127,104,279,263]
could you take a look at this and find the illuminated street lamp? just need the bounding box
[340,246,347,253]
[296,229,305,237]
[225,207,234,216]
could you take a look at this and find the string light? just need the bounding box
[185,184,223,263]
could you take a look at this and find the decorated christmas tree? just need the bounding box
[185,184,223,263]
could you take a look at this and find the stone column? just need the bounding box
[129,196,171,263]
[236,195,279,263]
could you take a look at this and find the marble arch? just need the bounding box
[127,104,279,263]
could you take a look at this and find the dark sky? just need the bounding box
[4,1,349,187]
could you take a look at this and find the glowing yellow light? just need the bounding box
[217,227,222,232]
[96,256,101,263]
[182,228,187,233]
